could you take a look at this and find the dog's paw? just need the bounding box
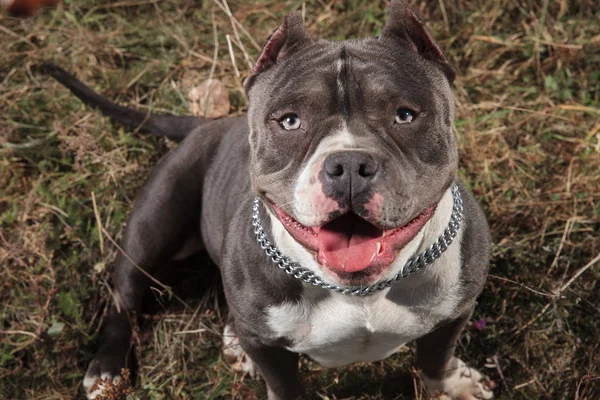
[222,323,258,378]
[83,370,117,400]
[83,345,129,399]
[422,358,494,400]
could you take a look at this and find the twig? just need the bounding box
[492,354,511,396]
[2,132,57,150]
[91,191,104,257]
[547,218,573,275]
[213,0,261,51]
[438,0,450,33]
[35,262,58,338]
[488,275,553,297]
[125,64,152,91]
[226,34,241,78]
[502,195,600,208]
[515,252,599,334]
[0,330,38,339]
[302,1,306,22]
[101,227,192,310]
[0,25,38,49]
[584,119,600,142]
[574,357,599,399]
[189,50,214,63]
[203,9,219,118]
[231,34,255,71]
[558,252,600,294]
[412,367,422,400]
[514,302,551,335]
[513,378,536,390]
[96,0,160,9]
[221,0,255,71]
[226,34,246,95]
[174,329,206,335]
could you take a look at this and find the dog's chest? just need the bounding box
[266,288,457,367]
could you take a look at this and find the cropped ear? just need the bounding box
[381,0,455,83]
[245,11,312,91]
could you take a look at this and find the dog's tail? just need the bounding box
[40,62,205,142]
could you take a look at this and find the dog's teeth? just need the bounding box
[376,242,382,254]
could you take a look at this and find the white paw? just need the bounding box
[222,323,258,378]
[423,358,494,400]
[83,371,116,400]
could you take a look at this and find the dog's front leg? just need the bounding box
[84,148,204,399]
[238,335,303,400]
[416,311,494,399]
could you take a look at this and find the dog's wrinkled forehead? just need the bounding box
[255,40,446,119]
[245,0,455,102]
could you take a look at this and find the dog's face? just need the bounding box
[245,1,457,285]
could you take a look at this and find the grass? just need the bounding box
[1,0,599,399]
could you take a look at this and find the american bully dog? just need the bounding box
[43,1,493,398]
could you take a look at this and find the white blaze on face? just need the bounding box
[336,57,346,102]
[292,126,356,226]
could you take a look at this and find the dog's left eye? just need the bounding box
[395,108,415,124]
[279,113,301,130]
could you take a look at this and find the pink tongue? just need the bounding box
[317,214,383,272]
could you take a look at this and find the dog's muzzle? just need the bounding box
[252,183,464,296]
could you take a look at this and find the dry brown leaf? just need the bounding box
[188,79,230,118]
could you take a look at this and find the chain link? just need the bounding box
[252,184,463,296]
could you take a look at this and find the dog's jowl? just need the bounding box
[44,1,493,399]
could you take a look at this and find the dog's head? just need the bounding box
[245,1,457,285]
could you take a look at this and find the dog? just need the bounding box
[43,1,493,399]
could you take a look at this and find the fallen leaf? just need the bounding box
[188,79,230,118]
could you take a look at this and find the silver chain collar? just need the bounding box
[252,184,463,296]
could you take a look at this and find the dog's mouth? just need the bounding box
[271,203,437,275]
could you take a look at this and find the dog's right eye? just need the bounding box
[279,113,301,130]
[395,108,415,124]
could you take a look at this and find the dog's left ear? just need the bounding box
[245,11,312,92]
[381,0,455,83]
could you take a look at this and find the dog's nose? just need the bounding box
[323,151,380,201]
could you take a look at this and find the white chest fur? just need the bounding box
[265,187,464,367]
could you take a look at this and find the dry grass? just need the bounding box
[1,0,599,399]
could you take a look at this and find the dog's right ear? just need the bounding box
[244,12,312,92]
